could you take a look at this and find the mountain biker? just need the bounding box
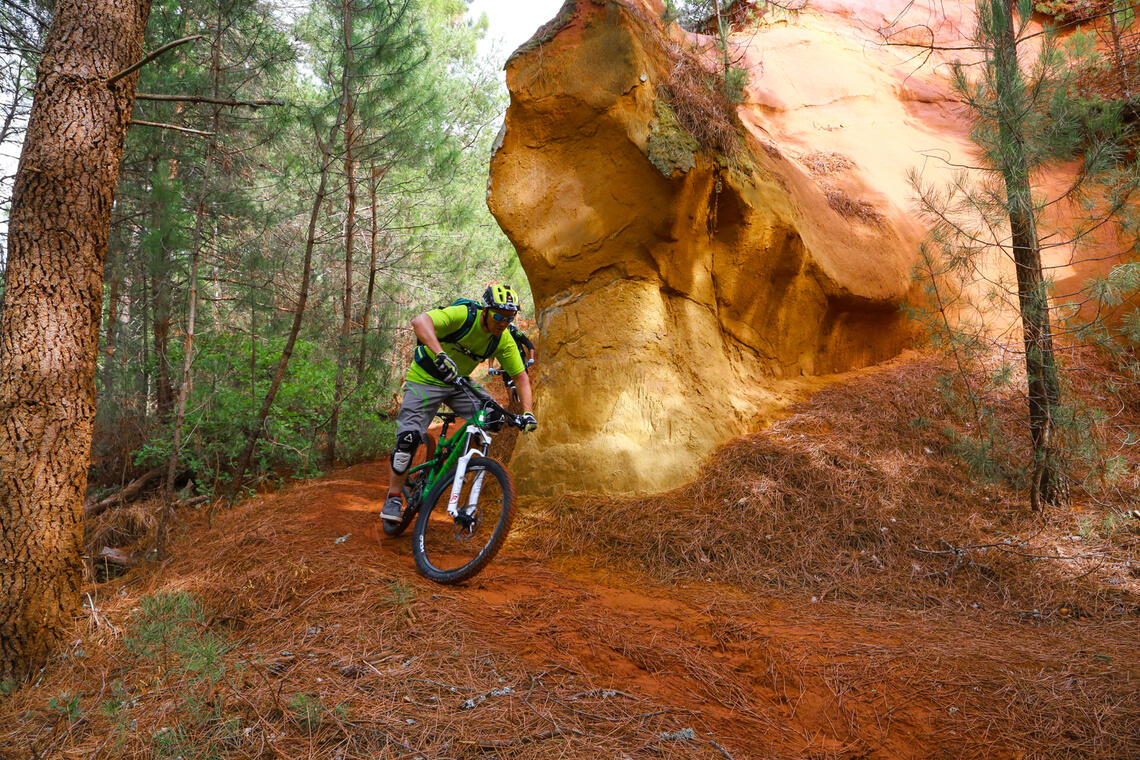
[381,283,538,525]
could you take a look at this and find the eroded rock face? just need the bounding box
[489,0,964,494]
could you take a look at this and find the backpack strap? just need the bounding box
[508,324,534,353]
[413,303,501,380]
[437,302,478,345]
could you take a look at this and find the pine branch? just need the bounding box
[135,93,286,108]
[129,119,215,137]
[107,34,204,85]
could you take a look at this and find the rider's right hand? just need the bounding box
[519,412,538,432]
[433,351,459,383]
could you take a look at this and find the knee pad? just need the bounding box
[390,430,421,475]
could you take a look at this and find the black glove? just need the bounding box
[433,351,459,383]
[520,412,538,432]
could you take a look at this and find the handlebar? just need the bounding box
[453,376,527,430]
[487,359,534,378]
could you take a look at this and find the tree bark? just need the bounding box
[327,0,357,467]
[991,0,1064,510]
[0,0,153,682]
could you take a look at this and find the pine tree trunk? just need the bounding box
[991,0,1064,510]
[101,247,121,396]
[1107,2,1134,99]
[327,0,357,467]
[159,14,225,558]
[140,250,151,415]
[0,0,153,681]
[357,164,381,375]
[150,241,174,420]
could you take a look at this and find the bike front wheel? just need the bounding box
[412,455,516,584]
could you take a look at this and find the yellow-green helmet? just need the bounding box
[482,283,520,312]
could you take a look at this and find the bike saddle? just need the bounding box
[435,411,459,423]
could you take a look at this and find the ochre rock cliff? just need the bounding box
[489,0,975,494]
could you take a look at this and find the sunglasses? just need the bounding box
[489,311,514,323]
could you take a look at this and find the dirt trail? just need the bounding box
[5,438,1136,759]
[295,462,938,759]
[207,459,1128,760]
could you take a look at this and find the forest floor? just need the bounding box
[2,354,1139,760]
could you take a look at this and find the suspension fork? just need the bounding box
[446,426,492,518]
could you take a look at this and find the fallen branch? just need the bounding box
[710,739,736,760]
[912,542,1101,562]
[569,688,636,700]
[84,467,164,518]
[97,546,138,567]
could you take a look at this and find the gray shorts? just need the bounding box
[395,381,481,438]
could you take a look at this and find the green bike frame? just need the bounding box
[405,407,496,509]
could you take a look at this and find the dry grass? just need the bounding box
[801,150,855,176]
[528,357,1140,618]
[618,0,746,165]
[797,151,885,225]
[659,40,744,164]
[823,185,887,225]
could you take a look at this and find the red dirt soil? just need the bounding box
[2,363,1138,760]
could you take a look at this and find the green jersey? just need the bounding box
[407,304,526,387]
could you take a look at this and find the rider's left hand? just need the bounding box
[520,412,538,432]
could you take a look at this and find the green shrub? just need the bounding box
[288,693,347,731]
[125,591,230,685]
[133,336,399,494]
[48,693,83,721]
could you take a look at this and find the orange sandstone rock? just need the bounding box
[489,0,969,494]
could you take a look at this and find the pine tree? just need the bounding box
[906,0,1139,509]
[986,0,1065,508]
[0,0,153,681]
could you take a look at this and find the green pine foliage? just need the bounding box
[90,0,520,497]
[909,1,1140,504]
[119,591,244,758]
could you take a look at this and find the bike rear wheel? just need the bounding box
[382,434,437,538]
[382,469,423,537]
[412,455,515,584]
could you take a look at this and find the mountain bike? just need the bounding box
[382,376,527,584]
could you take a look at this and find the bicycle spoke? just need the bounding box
[413,456,515,583]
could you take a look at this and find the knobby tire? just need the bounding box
[412,455,516,584]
